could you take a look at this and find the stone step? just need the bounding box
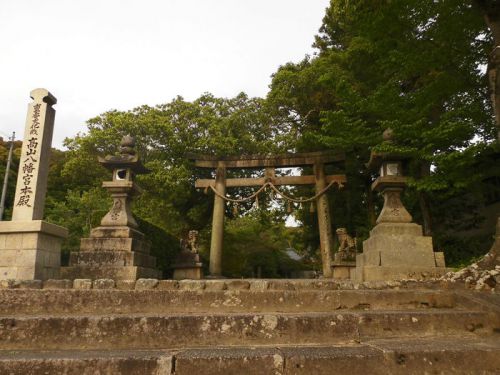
[0,349,169,375]
[0,289,459,315]
[0,310,493,350]
[0,338,499,375]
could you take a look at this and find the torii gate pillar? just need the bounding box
[209,163,226,277]
[314,163,334,278]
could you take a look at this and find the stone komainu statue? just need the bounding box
[180,230,199,254]
[335,228,357,261]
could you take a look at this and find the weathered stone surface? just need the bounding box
[11,89,56,221]
[61,265,161,280]
[93,279,115,289]
[332,263,356,279]
[357,223,447,282]
[267,280,297,291]
[157,280,179,290]
[204,280,227,291]
[226,280,250,290]
[0,350,172,375]
[70,250,156,268]
[0,289,459,316]
[0,222,67,280]
[0,279,20,289]
[79,237,150,254]
[179,280,205,290]
[0,281,498,374]
[0,309,491,351]
[249,280,268,291]
[116,280,136,290]
[367,338,500,375]
[174,347,283,375]
[73,279,92,290]
[18,280,42,289]
[282,345,385,375]
[89,226,145,240]
[135,278,159,290]
[43,279,72,289]
[0,340,498,375]
[173,267,203,280]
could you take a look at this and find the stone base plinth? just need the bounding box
[61,225,160,280]
[355,222,446,282]
[172,249,203,280]
[61,265,160,280]
[69,251,157,268]
[173,266,203,280]
[331,261,356,280]
[0,220,68,280]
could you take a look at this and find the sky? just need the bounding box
[0,0,330,147]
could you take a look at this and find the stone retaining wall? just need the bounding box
[0,278,481,292]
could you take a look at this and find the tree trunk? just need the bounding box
[475,1,500,266]
[418,161,433,236]
[486,18,500,141]
[476,1,500,141]
[366,183,377,227]
[418,192,433,236]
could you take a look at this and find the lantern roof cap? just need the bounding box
[98,135,150,174]
[366,128,411,170]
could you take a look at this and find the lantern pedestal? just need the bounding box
[355,174,447,281]
[61,225,161,280]
[355,222,447,281]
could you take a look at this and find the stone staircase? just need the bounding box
[0,279,498,374]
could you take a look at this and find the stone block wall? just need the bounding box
[0,232,61,280]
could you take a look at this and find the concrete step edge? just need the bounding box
[0,338,499,375]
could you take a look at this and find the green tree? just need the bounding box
[46,93,294,273]
[268,0,497,264]
[0,139,22,220]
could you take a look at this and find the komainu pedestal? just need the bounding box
[61,136,160,280]
[173,230,203,280]
[331,228,357,279]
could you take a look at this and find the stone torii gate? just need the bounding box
[190,151,346,278]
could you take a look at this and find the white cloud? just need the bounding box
[0,0,329,147]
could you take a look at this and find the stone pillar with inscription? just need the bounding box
[355,130,447,282]
[61,136,161,280]
[0,88,68,280]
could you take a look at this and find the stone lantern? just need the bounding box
[354,129,447,282]
[98,135,148,229]
[61,135,161,280]
[367,129,412,224]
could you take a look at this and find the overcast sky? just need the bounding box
[0,0,329,147]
